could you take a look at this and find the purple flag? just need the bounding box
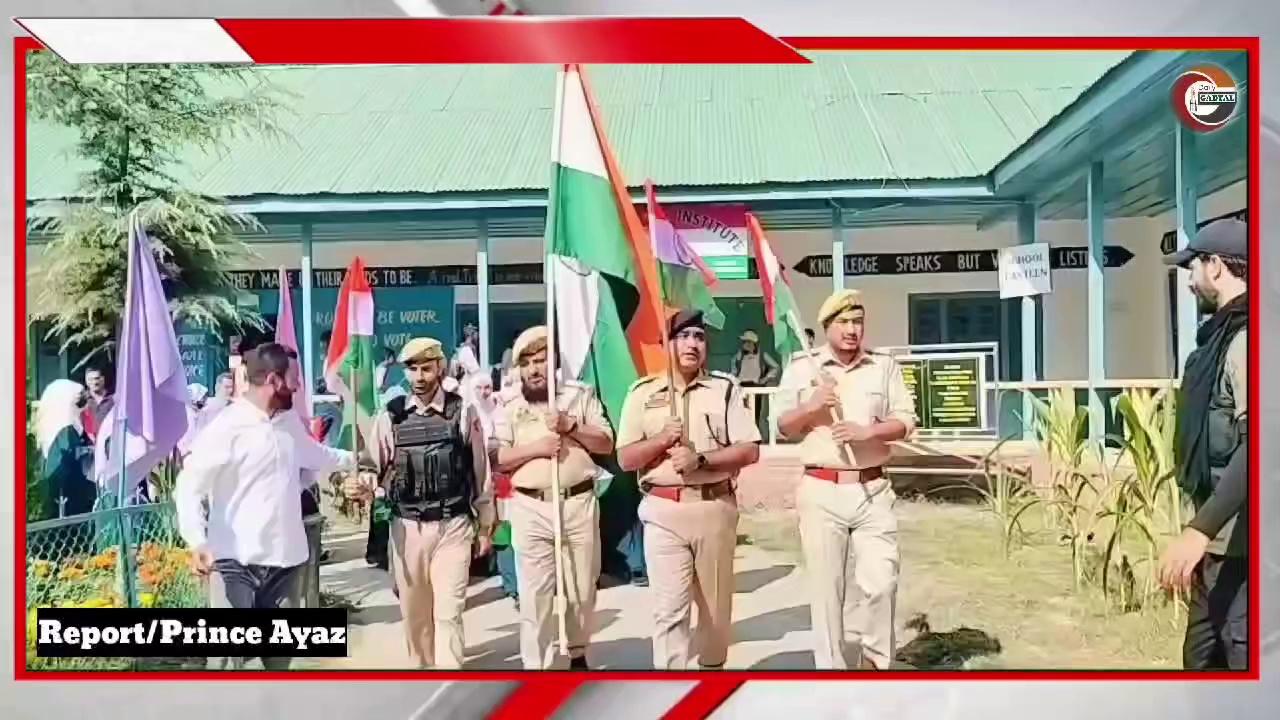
[274,267,319,491]
[94,216,191,498]
[274,266,312,428]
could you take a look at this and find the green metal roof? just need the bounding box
[26,51,1131,201]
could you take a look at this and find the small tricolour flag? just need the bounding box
[323,258,378,459]
[646,181,725,329]
[747,213,804,364]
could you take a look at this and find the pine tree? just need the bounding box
[26,55,290,366]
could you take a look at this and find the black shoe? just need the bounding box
[630,571,649,587]
[570,656,589,671]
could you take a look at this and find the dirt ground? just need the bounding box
[316,498,1182,671]
[743,498,1183,670]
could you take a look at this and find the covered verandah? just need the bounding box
[190,48,1250,451]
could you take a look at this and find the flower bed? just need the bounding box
[25,539,203,671]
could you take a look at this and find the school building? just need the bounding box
[25,51,1250,438]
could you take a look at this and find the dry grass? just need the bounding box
[739,498,1183,670]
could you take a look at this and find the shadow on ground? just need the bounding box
[750,651,815,670]
[464,585,509,612]
[323,563,393,607]
[353,603,402,626]
[464,623,523,670]
[589,637,653,670]
[733,565,795,594]
[732,605,811,643]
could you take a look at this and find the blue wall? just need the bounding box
[174,285,457,390]
[256,285,457,376]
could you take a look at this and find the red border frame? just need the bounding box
[12,30,1262,692]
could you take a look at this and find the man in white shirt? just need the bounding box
[175,343,355,670]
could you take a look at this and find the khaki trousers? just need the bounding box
[797,475,899,670]
[389,515,475,669]
[510,490,601,669]
[638,492,738,670]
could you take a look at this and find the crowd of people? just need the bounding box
[28,219,1249,671]
[228,291,918,671]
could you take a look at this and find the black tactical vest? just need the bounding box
[386,393,473,522]
[1206,369,1244,486]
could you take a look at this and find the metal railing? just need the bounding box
[742,378,1177,447]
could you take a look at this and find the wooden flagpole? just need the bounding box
[543,67,571,657]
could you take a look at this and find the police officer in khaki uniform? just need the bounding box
[617,310,762,670]
[372,337,493,669]
[493,326,614,670]
[774,290,915,671]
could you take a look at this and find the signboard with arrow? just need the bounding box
[792,245,1135,278]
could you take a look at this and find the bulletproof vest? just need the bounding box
[1206,351,1245,491]
[386,394,473,522]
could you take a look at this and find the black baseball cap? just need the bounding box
[1163,218,1247,269]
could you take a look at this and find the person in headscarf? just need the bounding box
[188,383,210,410]
[465,372,519,606]
[178,383,211,457]
[183,373,236,452]
[35,379,98,518]
[450,324,483,382]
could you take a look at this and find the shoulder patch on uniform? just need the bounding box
[627,375,661,392]
[709,370,739,385]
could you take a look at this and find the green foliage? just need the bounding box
[1099,388,1186,617]
[26,57,286,206]
[1026,388,1097,589]
[1019,386,1186,620]
[26,55,288,366]
[926,438,1041,559]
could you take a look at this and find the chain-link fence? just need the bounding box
[25,503,326,672]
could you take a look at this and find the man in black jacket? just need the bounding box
[1158,218,1249,670]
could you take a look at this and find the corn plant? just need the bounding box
[1046,442,1106,592]
[1092,441,1156,613]
[1027,388,1091,536]
[925,438,1042,559]
[1115,388,1183,534]
[1110,387,1187,620]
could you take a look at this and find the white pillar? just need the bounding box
[1086,162,1107,441]
[1174,124,1200,375]
[477,217,491,370]
[300,221,315,397]
[1017,203,1041,439]
[832,206,846,292]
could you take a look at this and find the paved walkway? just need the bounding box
[315,513,818,671]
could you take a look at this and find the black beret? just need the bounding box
[668,309,706,337]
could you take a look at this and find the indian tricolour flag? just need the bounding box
[646,181,725,329]
[747,212,804,364]
[323,257,378,457]
[546,64,666,425]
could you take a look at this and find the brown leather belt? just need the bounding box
[642,479,734,503]
[515,479,595,502]
[804,467,884,484]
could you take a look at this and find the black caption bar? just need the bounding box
[33,608,348,658]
